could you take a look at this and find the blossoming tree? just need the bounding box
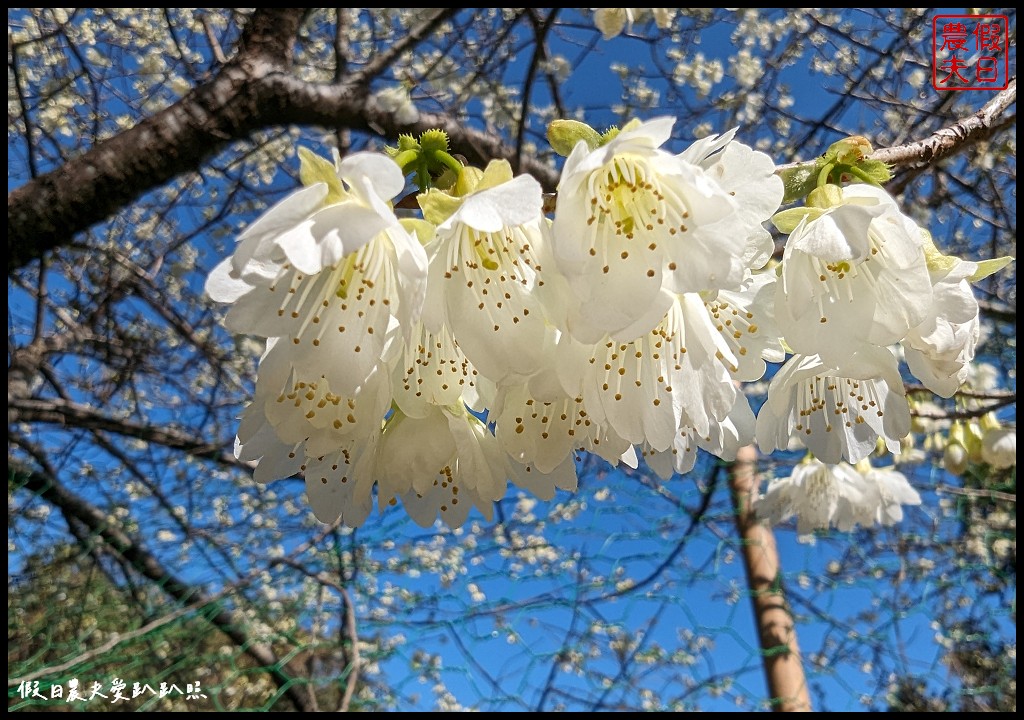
[9,8,1016,712]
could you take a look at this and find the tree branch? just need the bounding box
[261,73,561,188]
[9,395,248,470]
[728,446,812,712]
[350,7,459,85]
[7,7,560,274]
[7,8,308,273]
[12,463,315,712]
[873,78,1016,168]
[774,78,1016,187]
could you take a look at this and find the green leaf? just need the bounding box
[857,158,892,184]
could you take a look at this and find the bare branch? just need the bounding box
[909,394,1016,420]
[7,8,559,273]
[936,485,1016,503]
[6,8,308,273]
[774,78,1016,183]
[338,584,362,713]
[200,14,228,65]
[12,463,316,712]
[268,556,362,711]
[515,9,558,173]
[261,74,560,188]
[350,8,459,85]
[9,396,248,470]
[873,78,1016,168]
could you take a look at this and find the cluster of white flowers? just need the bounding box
[206,116,1004,532]
[592,8,676,40]
[756,459,922,536]
[757,181,998,466]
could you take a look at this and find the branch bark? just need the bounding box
[873,78,1016,168]
[728,445,812,712]
[774,78,1016,187]
[7,7,558,274]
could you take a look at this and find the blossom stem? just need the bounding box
[816,162,834,189]
[840,164,884,187]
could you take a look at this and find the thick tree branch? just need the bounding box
[728,445,812,712]
[233,7,309,64]
[7,8,307,273]
[7,7,558,274]
[774,78,1016,186]
[260,73,560,187]
[13,463,315,712]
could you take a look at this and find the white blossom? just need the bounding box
[775,185,932,366]
[858,466,921,526]
[756,460,871,533]
[902,254,980,397]
[981,427,1016,469]
[756,346,911,464]
[424,161,556,383]
[552,117,742,342]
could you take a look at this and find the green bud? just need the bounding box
[599,125,623,145]
[547,119,602,157]
[944,441,969,476]
[825,136,874,165]
[419,129,450,154]
[385,134,421,158]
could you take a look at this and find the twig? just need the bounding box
[515,9,558,173]
[936,485,1016,503]
[201,14,228,65]
[873,79,1016,167]
[351,8,458,85]
[909,394,1016,421]
[338,585,361,712]
[775,78,1016,179]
